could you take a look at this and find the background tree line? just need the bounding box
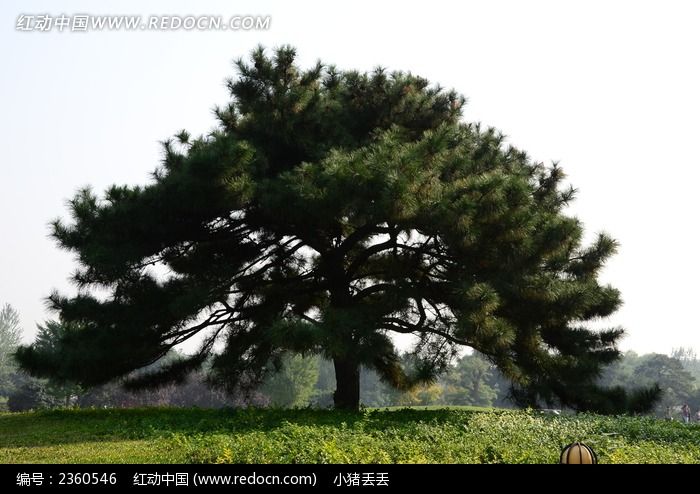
[3,301,698,414]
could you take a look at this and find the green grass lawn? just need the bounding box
[1,407,699,464]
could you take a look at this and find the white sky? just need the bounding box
[1,0,698,355]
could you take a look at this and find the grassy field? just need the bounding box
[1,407,700,464]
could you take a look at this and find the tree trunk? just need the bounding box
[333,357,360,411]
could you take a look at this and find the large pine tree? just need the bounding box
[17,46,657,412]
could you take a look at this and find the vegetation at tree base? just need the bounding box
[13,46,659,413]
[2,407,700,464]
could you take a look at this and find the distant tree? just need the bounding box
[6,373,49,412]
[598,351,641,389]
[311,358,336,408]
[360,366,399,407]
[0,304,22,392]
[395,382,443,406]
[5,371,77,413]
[672,347,700,381]
[17,46,657,413]
[443,353,499,407]
[672,347,698,362]
[261,353,319,407]
[0,311,82,411]
[29,321,83,406]
[634,354,695,414]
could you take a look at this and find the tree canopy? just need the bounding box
[17,46,658,412]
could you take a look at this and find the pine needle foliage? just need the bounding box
[17,46,658,412]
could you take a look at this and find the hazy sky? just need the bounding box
[1,0,699,355]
